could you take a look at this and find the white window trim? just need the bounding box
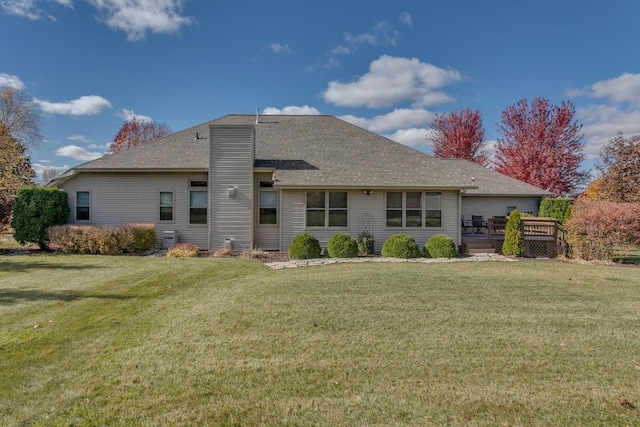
[304,190,349,229]
[189,189,208,226]
[159,190,175,223]
[258,189,279,227]
[75,190,91,222]
[385,191,443,229]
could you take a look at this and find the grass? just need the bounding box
[1,255,640,425]
[613,244,640,265]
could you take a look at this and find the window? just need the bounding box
[190,191,207,224]
[76,191,90,221]
[406,192,423,227]
[159,191,174,221]
[306,191,348,227]
[259,190,278,225]
[386,191,442,228]
[425,192,442,227]
[506,205,517,215]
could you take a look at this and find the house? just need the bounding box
[51,114,550,252]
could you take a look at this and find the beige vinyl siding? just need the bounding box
[281,189,460,254]
[253,172,280,250]
[58,172,209,248]
[462,196,541,221]
[209,125,254,251]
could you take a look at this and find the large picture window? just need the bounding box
[76,191,90,221]
[306,191,348,227]
[386,191,442,228]
[159,191,174,221]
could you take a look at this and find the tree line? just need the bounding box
[427,97,639,201]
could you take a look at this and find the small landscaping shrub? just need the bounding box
[211,246,234,257]
[48,224,156,255]
[538,198,574,224]
[167,243,200,257]
[326,233,359,258]
[424,234,457,258]
[502,210,524,257]
[11,187,69,250]
[288,233,321,259]
[357,231,375,255]
[381,234,421,258]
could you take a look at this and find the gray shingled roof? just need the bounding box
[62,114,549,195]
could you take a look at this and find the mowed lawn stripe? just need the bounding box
[1,256,639,425]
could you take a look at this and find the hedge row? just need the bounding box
[48,224,156,255]
[288,232,458,260]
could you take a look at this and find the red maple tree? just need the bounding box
[108,119,172,155]
[428,108,488,166]
[494,97,588,196]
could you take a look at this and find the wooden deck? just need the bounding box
[462,217,569,257]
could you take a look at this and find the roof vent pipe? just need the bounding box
[255,109,259,124]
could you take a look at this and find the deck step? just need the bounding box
[467,247,496,254]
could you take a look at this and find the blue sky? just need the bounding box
[2,0,640,179]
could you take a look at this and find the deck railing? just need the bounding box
[487,217,567,257]
[488,217,558,239]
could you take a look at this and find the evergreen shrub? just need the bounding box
[326,233,359,258]
[424,234,457,258]
[538,198,574,224]
[502,210,525,257]
[288,233,321,259]
[11,187,69,250]
[381,234,421,258]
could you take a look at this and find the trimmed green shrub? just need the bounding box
[48,224,156,255]
[357,231,375,255]
[288,233,321,259]
[381,234,421,258]
[326,233,359,258]
[538,198,574,224]
[167,243,200,257]
[424,234,457,258]
[11,187,69,250]
[502,210,524,257]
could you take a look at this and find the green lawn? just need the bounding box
[1,255,640,426]
[613,245,640,265]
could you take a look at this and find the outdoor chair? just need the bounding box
[471,215,488,233]
[461,216,475,234]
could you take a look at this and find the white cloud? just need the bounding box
[266,43,290,54]
[88,142,111,149]
[87,0,191,41]
[344,31,377,48]
[262,105,321,115]
[55,145,104,161]
[384,128,429,148]
[339,108,434,133]
[567,73,640,159]
[567,73,640,106]
[0,73,25,89]
[0,0,72,21]
[118,108,152,122]
[576,104,640,159]
[34,95,111,116]
[323,55,462,108]
[329,46,351,56]
[399,12,413,27]
[67,134,93,143]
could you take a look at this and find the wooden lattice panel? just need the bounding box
[526,241,550,258]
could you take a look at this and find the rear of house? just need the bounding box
[52,115,549,253]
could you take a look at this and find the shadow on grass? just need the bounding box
[0,259,106,273]
[0,288,135,305]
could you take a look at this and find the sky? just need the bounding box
[2,0,640,180]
